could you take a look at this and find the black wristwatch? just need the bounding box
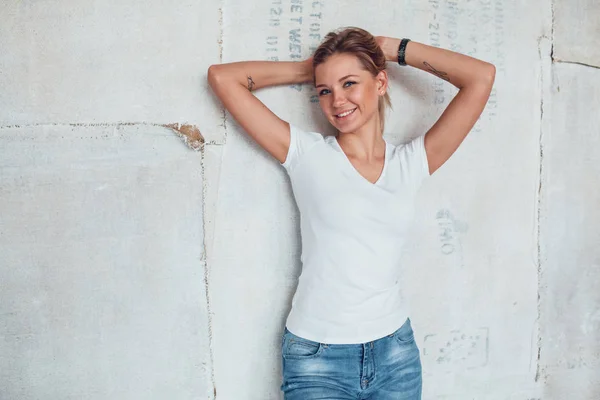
[397,38,411,66]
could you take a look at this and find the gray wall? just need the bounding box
[1,0,598,399]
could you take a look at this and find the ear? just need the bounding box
[375,69,389,94]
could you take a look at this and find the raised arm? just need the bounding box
[207,59,313,164]
[377,37,496,175]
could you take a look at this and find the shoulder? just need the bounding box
[281,123,326,172]
[390,135,427,166]
[388,134,431,188]
[289,123,326,145]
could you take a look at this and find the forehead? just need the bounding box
[314,53,367,83]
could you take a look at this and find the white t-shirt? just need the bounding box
[280,123,431,344]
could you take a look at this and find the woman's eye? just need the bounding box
[318,82,355,96]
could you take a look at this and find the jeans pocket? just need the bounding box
[282,330,324,360]
[394,318,415,344]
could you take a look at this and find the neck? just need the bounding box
[336,114,385,162]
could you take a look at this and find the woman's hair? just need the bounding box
[312,27,392,133]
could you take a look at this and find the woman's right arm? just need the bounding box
[207,60,313,164]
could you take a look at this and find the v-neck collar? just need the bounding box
[333,135,389,186]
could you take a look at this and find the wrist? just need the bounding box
[384,38,401,62]
[301,58,314,83]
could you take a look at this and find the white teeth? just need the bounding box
[336,108,355,118]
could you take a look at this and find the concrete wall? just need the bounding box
[0,0,598,399]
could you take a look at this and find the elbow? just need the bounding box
[484,63,496,86]
[207,64,222,88]
[469,63,495,91]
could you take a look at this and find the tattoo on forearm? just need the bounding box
[423,61,450,82]
[247,75,255,91]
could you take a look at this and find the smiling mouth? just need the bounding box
[335,108,357,119]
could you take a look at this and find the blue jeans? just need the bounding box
[281,318,422,399]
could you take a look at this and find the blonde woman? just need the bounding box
[208,27,495,399]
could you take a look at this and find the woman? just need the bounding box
[208,27,495,399]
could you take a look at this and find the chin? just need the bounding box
[335,121,363,134]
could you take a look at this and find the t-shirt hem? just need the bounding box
[280,123,296,170]
[416,134,430,177]
[285,309,410,344]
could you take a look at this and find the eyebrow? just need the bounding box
[315,74,359,89]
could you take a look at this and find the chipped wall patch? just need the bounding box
[164,123,205,151]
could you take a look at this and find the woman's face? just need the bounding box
[314,53,386,133]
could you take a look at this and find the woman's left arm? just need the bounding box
[378,37,496,175]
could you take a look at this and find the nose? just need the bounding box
[332,89,346,108]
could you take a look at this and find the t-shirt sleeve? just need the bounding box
[280,123,324,174]
[396,134,431,193]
